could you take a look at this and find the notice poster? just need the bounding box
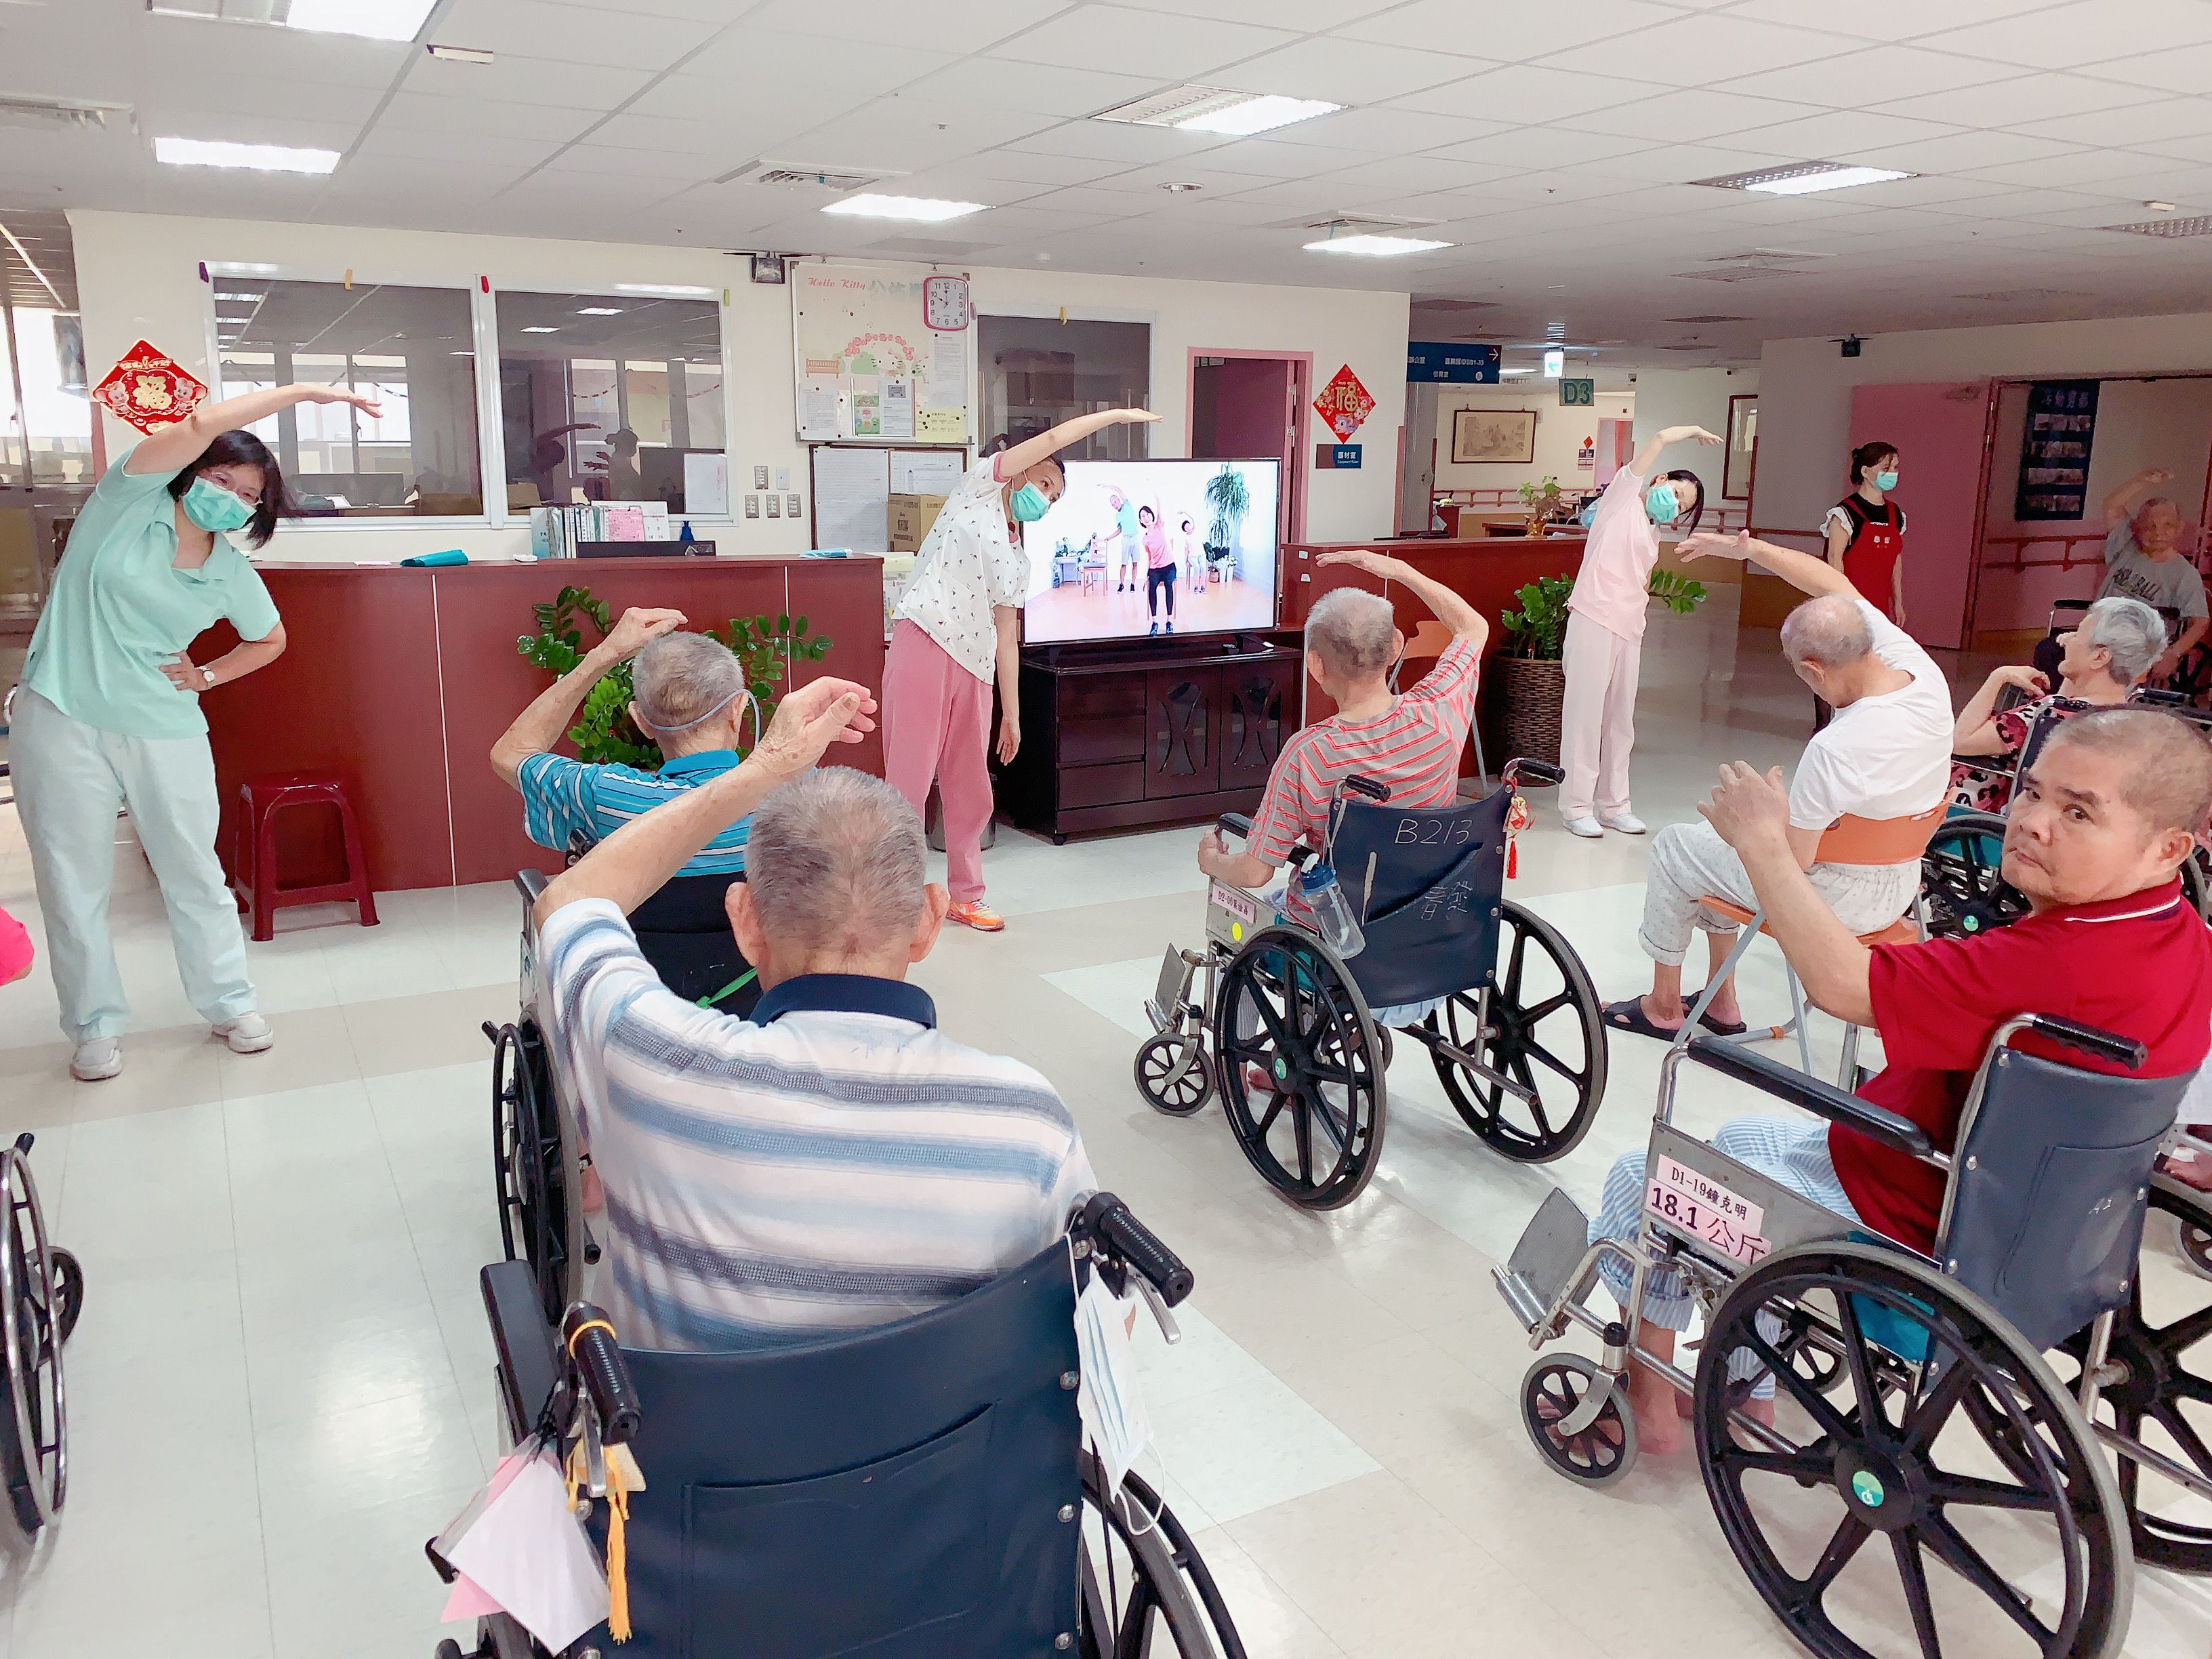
[926,333,966,407]
[683,452,731,516]
[882,377,914,439]
[916,407,966,442]
[798,375,840,441]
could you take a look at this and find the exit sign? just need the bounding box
[1560,378,1595,407]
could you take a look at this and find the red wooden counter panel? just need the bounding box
[1281,537,1586,764]
[197,556,884,892]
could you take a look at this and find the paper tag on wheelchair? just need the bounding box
[1206,880,1260,949]
[1645,1154,1773,1268]
[1075,1276,1151,1500]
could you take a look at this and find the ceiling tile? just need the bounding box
[1172,138,1370,179]
[1959,149,2207,190]
[739,0,1063,52]
[1717,43,2020,106]
[430,0,718,70]
[586,112,737,157]
[979,6,1299,79]
[1215,36,1494,104]
[2130,132,2212,167]
[1261,106,1519,156]
[1000,121,1234,165]
[1919,0,2212,67]
[678,27,956,94]
[1868,72,2142,129]
[1536,11,1860,86]
[2007,96,2212,148]
[960,149,1139,187]
[2081,43,2212,94]
[1554,87,1830,144]
[135,12,409,90]
[1836,127,2091,173]
[897,60,1160,121]
[1430,127,1648,170]
[352,128,565,170]
[1576,142,1781,184]
[1713,109,1967,163]
[773,103,1061,175]
[1394,64,1656,124]
[403,52,656,111]
[1123,0,1401,27]
[1307,153,1523,197]
[1338,0,1685,63]
[527,143,711,182]
[380,89,608,145]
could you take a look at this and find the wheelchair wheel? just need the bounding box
[1921,814,2028,941]
[0,1142,68,1535]
[1521,1353,1637,1487]
[2049,1179,2212,1575]
[488,1019,569,1327]
[1696,1241,2129,1659]
[1134,1033,1214,1118]
[1427,900,1607,1163]
[1080,1453,1248,1658]
[1213,926,1385,1210]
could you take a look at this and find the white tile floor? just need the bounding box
[2,591,2210,1656]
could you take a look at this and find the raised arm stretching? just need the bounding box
[996,407,1161,480]
[491,607,686,788]
[1679,529,1858,600]
[1627,424,1721,483]
[1313,549,1489,648]
[124,382,382,476]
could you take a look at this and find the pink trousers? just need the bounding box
[882,620,994,903]
[1558,610,1641,820]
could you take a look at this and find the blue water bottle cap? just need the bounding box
[1298,862,1338,895]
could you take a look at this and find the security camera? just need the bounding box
[1837,335,1863,359]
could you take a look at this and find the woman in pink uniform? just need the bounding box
[1557,424,1721,838]
[883,406,1159,932]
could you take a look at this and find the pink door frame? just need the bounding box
[1185,348,1313,546]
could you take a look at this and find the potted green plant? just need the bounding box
[1204,463,1250,572]
[1515,474,1563,537]
[1494,569,1707,765]
[517,583,832,769]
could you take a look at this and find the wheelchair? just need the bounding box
[1495,1013,2212,1658]
[430,1192,1247,1659]
[1137,760,1609,1210]
[0,1132,81,1539]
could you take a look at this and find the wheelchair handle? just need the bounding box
[1342,775,1391,802]
[1080,1193,1195,1308]
[2025,1014,2147,1071]
[562,1302,642,1446]
[1216,813,1313,869]
[1504,758,1563,790]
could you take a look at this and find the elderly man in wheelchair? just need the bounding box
[453,678,1246,1657]
[1141,550,1607,1208]
[1497,708,2212,1659]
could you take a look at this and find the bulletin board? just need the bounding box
[793,262,973,447]
[807,444,970,555]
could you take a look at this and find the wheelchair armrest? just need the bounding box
[482,1260,560,1446]
[514,869,550,905]
[1683,1036,1934,1160]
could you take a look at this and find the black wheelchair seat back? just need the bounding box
[1324,784,1511,1010]
[1940,1046,2188,1352]
[624,872,758,1016]
[570,1246,1080,1658]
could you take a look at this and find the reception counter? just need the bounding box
[193,556,884,893]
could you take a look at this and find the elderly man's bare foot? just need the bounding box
[1628,1358,1685,1456]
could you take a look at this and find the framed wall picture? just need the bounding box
[1451,407,1536,464]
[1723,394,1759,502]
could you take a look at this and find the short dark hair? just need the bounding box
[2041,707,2212,840]
[165,428,290,549]
[1656,468,1705,534]
[1137,503,1154,523]
[1850,441,1899,485]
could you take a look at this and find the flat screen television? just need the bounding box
[1019,458,1282,644]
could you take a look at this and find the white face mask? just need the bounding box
[1073,1271,1151,1500]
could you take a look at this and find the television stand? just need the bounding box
[996,636,1302,840]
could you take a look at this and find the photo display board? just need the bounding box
[793,263,972,446]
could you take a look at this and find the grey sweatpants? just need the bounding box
[1638,819,1919,968]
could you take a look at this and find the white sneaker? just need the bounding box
[1561,814,1605,838]
[1599,812,1648,835]
[213,1012,274,1054]
[70,1038,123,1082]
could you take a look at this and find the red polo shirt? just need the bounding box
[1837,878,2212,1252]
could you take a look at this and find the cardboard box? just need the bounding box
[888,493,947,552]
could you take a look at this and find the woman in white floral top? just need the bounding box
[1948,594,2164,812]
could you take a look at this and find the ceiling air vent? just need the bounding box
[1415,298,1500,311]
[1662,314,1751,324]
[1956,288,2094,302]
[0,93,134,131]
[1263,211,1437,233]
[2100,216,2212,239]
[756,166,885,191]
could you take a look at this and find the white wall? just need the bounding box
[1753,312,2212,536]
[68,210,1407,562]
[1427,385,1633,497]
[1631,366,1759,515]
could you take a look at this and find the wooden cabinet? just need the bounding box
[998,640,1300,838]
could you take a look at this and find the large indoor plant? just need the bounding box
[517,583,832,769]
[1494,569,1707,766]
[1204,463,1250,573]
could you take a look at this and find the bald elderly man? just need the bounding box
[1601,531,1953,1042]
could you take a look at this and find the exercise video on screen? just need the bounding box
[1020,459,1281,644]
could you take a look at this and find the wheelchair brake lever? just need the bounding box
[577,1388,609,1500]
[1131,1271,1181,1346]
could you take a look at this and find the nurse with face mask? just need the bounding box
[883,406,1160,932]
[1557,424,1721,838]
[1825,441,1907,626]
[12,380,380,1081]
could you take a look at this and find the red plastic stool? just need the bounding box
[234,771,380,943]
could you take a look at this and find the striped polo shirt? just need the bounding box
[518,750,750,876]
[1246,637,1481,883]
[539,899,1097,1353]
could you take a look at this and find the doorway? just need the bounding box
[1188,351,1309,545]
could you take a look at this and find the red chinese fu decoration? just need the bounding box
[1313,365,1375,443]
[91,340,210,432]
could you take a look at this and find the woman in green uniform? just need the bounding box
[12,380,378,1081]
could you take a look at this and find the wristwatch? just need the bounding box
[200,665,216,689]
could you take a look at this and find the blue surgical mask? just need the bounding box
[1643,483,1679,525]
[182,475,254,533]
[1873,470,1900,492]
[1009,482,1050,523]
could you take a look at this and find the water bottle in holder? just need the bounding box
[1297,861,1366,958]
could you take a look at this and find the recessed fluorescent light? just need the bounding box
[821,193,987,223]
[1160,181,1204,193]
[576,306,624,315]
[425,43,493,64]
[284,0,438,42]
[1303,233,1453,257]
[209,262,280,276]
[1689,161,1912,197]
[156,136,340,173]
[613,283,715,298]
[1178,95,1341,137]
[1544,349,1563,377]
[218,291,266,302]
[520,326,560,333]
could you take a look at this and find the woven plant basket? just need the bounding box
[1496,655,1565,769]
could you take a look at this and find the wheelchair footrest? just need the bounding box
[1496,1187,1593,1333]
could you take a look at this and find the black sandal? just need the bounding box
[1694,1002,1748,1038]
[1601,997,1682,1042]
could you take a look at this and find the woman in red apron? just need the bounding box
[1824,441,1906,624]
